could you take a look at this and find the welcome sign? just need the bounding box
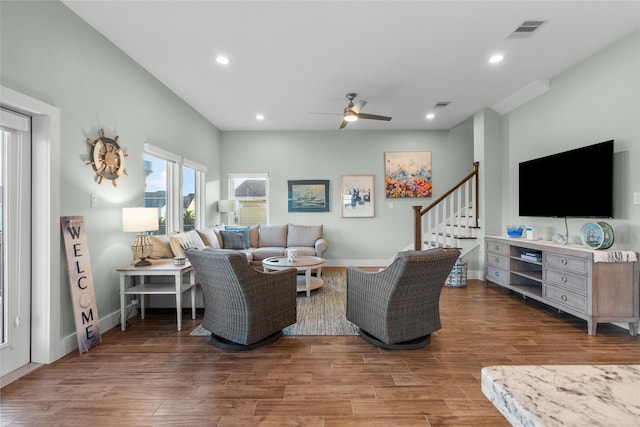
[61,216,102,353]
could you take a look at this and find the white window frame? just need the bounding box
[228,172,270,225]
[144,144,206,233]
[183,158,207,230]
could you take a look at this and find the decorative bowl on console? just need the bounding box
[506,225,524,238]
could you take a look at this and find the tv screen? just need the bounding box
[518,140,614,218]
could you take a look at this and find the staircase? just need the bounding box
[413,162,480,257]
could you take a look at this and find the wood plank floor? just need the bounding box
[2,279,640,426]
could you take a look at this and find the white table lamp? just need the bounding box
[123,207,159,267]
[218,199,237,225]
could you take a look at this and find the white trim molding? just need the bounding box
[1,85,62,364]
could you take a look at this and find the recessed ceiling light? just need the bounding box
[256,114,264,121]
[489,54,504,64]
[426,113,435,120]
[216,56,230,65]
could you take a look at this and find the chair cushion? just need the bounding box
[397,248,445,258]
[258,224,287,247]
[225,226,250,248]
[220,230,247,250]
[287,224,322,247]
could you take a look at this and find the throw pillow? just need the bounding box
[220,230,247,250]
[148,235,173,259]
[169,232,194,257]
[186,230,206,250]
[197,227,222,249]
[224,225,250,248]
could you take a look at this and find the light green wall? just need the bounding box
[3,0,636,358]
[1,1,222,340]
[221,124,474,262]
[503,30,640,249]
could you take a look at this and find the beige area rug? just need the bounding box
[191,270,359,336]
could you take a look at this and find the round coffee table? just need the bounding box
[262,256,325,297]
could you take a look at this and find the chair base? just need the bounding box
[209,331,282,351]
[358,328,431,350]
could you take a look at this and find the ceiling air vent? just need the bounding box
[434,102,450,108]
[507,20,547,39]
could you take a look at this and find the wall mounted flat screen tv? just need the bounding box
[519,140,614,218]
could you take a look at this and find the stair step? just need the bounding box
[433,232,478,239]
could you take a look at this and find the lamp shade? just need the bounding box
[217,200,237,213]
[122,207,159,233]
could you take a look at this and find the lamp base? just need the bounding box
[134,257,151,267]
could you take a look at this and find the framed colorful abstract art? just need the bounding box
[384,151,432,198]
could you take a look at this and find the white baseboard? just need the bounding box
[62,304,138,355]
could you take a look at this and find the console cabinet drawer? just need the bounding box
[486,241,509,256]
[543,285,587,314]
[543,268,588,295]
[486,266,509,286]
[487,253,509,269]
[544,252,588,275]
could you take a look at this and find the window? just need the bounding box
[144,144,206,233]
[228,173,269,226]
[183,159,206,231]
[182,165,195,231]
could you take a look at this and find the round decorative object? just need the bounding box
[86,128,128,186]
[580,222,614,250]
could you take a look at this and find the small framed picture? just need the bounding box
[288,180,330,212]
[341,174,374,218]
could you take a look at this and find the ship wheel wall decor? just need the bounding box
[86,128,128,186]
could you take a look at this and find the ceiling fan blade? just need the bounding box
[339,119,349,129]
[357,113,392,121]
[351,99,367,114]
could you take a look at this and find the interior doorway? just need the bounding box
[0,108,32,377]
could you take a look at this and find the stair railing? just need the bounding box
[413,162,479,250]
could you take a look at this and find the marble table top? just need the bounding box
[481,365,640,427]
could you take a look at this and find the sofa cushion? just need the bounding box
[249,225,259,248]
[258,224,288,248]
[225,225,250,248]
[252,247,286,261]
[287,224,323,247]
[197,226,222,249]
[220,230,247,250]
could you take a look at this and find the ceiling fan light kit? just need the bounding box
[336,92,392,129]
[344,111,358,122]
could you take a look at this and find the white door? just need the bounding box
[0,108,32,377]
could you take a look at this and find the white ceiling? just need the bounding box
[62,1,640,131]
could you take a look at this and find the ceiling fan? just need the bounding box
[316,93,392,129]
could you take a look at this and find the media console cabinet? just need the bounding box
[485,236,639,336]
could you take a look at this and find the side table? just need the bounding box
[117,259,196,331]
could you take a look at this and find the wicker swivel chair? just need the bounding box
[185,248,297,350]
[346,248,460,349]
